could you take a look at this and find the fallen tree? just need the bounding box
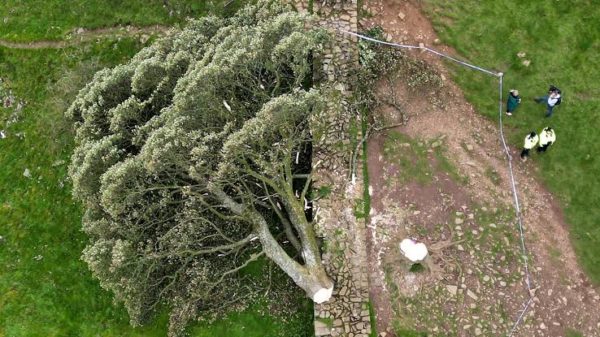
[66,1,333,335]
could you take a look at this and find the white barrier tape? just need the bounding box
[342,30,499,77]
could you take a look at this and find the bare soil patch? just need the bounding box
[361,1,600,336]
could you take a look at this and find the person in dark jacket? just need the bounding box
[506,89,521,116]
[534,85,561,117]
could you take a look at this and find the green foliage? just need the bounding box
[356,26,443,130]
[368,301,378,337]
[357,27,400,86]
[424,0,600,284]
[66,2,329,335]
[316,185,332,198]
[358,26,442,92]
[1,36,313,337]
[361,100,372,220]
[354,198,367,219]
[409,263,425,273]
[316,317,334,328]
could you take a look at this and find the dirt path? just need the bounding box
[361,1,600,337]
[0,25,170,49]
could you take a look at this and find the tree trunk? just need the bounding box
[250,207,333,303]
[212,187,334,303]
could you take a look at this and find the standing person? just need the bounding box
[534,85,561,117]
[537,127,556,153]
[521,131,539,161]
[506,89,521,116]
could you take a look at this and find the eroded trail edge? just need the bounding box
[0,25,170,49]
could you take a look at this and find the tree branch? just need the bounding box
[263,181,302,254]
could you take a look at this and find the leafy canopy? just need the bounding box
[67,1,329,335]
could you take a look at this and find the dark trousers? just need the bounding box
[535,96,555,117]
[537,143,552,152]
[545,104,555,117]
[521,148,531,158]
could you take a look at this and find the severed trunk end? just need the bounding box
[304,266,334,303]
[312,284,334,303]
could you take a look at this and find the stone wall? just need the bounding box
[289,1,373,336]
[311,0,359,173]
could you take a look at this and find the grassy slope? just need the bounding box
[423,0,600,283]
[0,41,168,337]
[0,2,312,336]
[0,0,248,42]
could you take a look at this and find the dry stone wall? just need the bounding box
[288,1,372,336]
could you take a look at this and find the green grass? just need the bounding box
[382,131,432,184]
[565,328,584,337]
[0,0,250,42]
[381,131,466,186]
[315,317,333,329]
[424,0,600,284]
[0,40,161,337]
[432,146,468,185]
[484,166,502,186]
[367,301,377,337]
[0,16,311,337]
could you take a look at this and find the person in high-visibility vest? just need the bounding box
[521,131,539,161]
[537,127,556,153]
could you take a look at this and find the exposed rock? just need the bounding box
[315,326,331,336]
[446,284,458,296]
[467,289,478,300]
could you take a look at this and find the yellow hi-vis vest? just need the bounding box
[539,129,556,146]
[524,134,539,149]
